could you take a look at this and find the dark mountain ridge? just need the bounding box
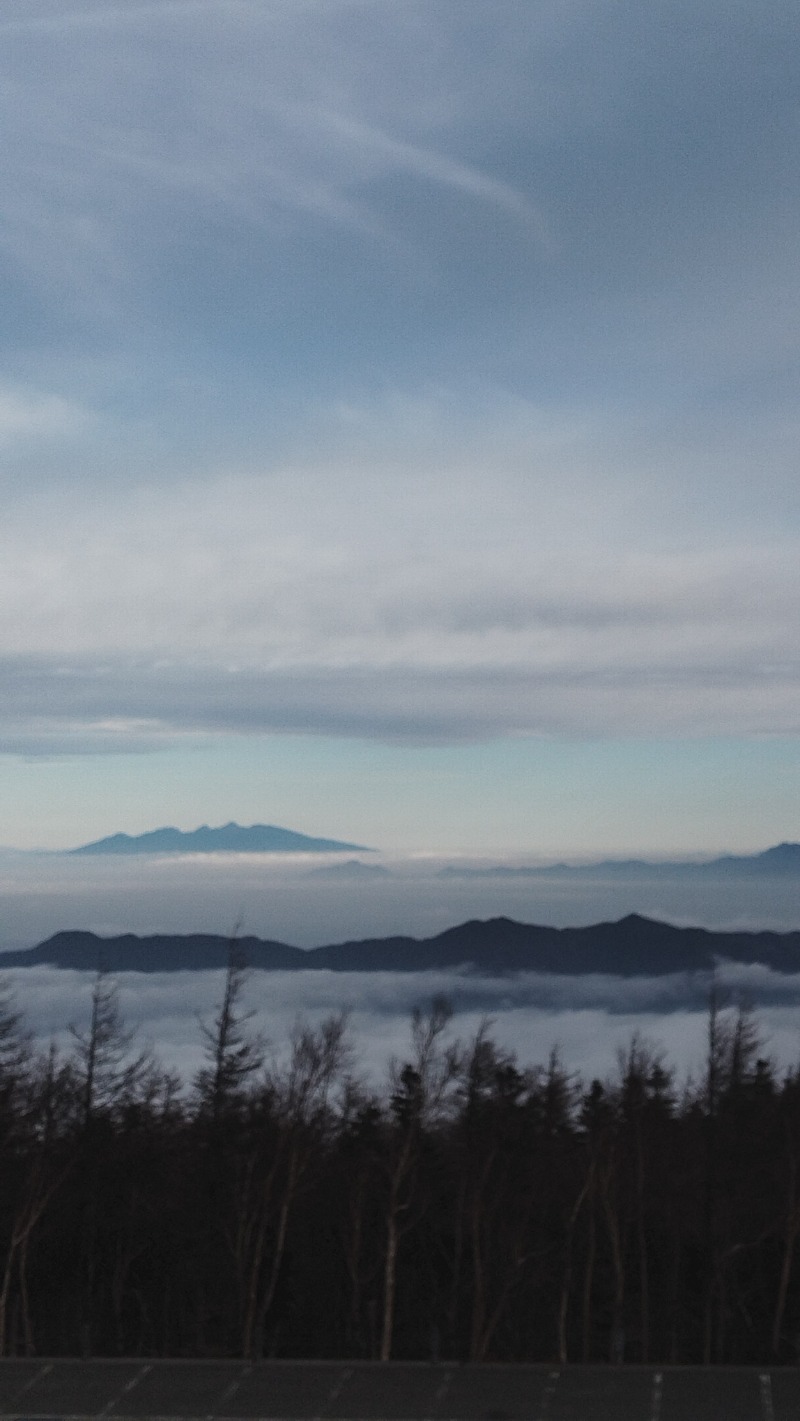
[8,913,800,976]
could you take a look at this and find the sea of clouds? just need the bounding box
[5,962,800,1094]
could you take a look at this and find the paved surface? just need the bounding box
[0,1359,795,1420]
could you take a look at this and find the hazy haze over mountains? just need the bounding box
[5,842,800,958]
[52,827,800,874]
[444,842,800,879]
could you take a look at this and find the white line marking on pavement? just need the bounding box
[212,1363,251,1418]
[536,1369,560,1421]
[434,1368,453,1407]
[760,1372,775,1421]
[650,1370,663,1421]
[100,1361,151,1416]
[412,1365,453,1421]
[13,1361,52,1401]
[314,1364,352,1420]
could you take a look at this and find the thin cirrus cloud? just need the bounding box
[0,1,546,314]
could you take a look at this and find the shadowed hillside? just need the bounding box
[10,913,800,975]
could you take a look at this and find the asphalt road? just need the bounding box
[0,1359,794,1420]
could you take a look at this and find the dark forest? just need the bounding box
[0,955,799,1367]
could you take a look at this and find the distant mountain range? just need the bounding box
[8,914,800,976]
[68,822,370,855]
[442,842,800,879]
[305,858,391,879]
[62,833,800,872]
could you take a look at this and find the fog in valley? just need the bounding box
[6,960,800,1095]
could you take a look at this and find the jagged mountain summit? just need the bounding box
[68,822,371,855]
[9,913,800,976]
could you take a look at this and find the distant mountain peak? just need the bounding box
[68,822,371,856]
[757,842,800,862]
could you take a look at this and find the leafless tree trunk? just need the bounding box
[558,1167,593,1365]
[600,1155,625,1363]
[0,1172,62,1356]
[238,1014,349,1359]
[380,999,460,1362]
[772,1155,800,1357]
[379,1129,413,1362]
[635,1123,649,1362]
[581,1174,596,1362]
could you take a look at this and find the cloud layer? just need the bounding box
[3,437,800,750]
[8,957,800,1096]
[1,0,799,851]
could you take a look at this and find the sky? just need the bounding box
[3,0,800,856]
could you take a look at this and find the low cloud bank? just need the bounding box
[7,961,800,1093]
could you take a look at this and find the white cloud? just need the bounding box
[0,377,798,751]
[0,387,88,443]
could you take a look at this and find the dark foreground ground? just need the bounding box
[0,1359,793,1421]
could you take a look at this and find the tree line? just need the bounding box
[0,953,798,1365]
